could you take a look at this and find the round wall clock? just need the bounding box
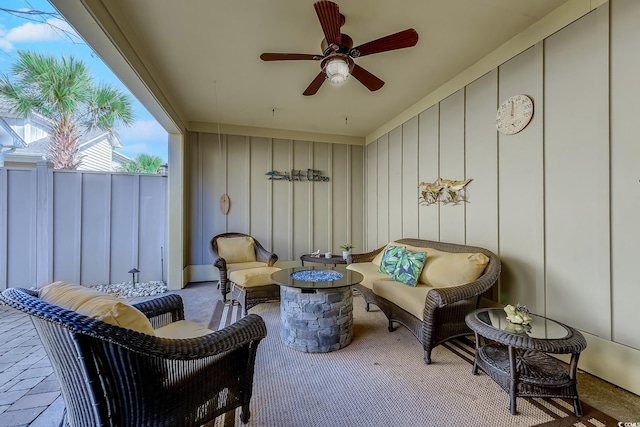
[495,94,534,135]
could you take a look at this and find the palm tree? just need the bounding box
[122,153,164,174]
[0,51,134,169]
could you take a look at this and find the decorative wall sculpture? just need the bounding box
[419,178,473,205]
[266,169,329,182]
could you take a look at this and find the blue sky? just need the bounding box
[0,0,168,162]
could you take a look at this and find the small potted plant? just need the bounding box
[340,243,354,260]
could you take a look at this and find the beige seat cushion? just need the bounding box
[372,280,433,320]
[229,266,281,288]
[227,261,268,273]
[346,262,393,290]
[217,236,257,263]
[39,281,155,335]
[154,320,213,339]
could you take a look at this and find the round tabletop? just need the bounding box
[465,308,587,354]
[270,265,363,290]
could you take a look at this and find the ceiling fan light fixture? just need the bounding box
[324,57,350,85]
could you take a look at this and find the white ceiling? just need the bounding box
[53,0,570,140]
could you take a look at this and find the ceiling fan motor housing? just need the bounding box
[321,33,353,56]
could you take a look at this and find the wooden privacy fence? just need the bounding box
[0,161,167,290]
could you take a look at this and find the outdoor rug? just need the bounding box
[210,298,619,427]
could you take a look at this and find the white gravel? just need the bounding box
[88,280,167,298]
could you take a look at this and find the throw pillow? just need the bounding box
[373,241,432,266]
[39,281,155,335]
[378,245,406,275]
[420,251,489,288]
[217,236,257,263]
[392,250,427,287]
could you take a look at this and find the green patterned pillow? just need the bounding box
[378,245,406,275]
[392,250,427,286]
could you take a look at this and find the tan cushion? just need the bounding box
[217,236,256,263]
[39,281,155,335]
[421,251,489,288]
[346,262,393,290]
[154,320,213,339]
[372,280,433,320]
[230,266,281,288]
[227,261,268,272]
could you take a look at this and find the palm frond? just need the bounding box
[1,50,136,170]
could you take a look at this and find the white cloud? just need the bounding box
[0,18,80,52]
[0,39,13,52]
[116,120,168,161]
[117,119,167,142]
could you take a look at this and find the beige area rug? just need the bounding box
[211,298,618,427]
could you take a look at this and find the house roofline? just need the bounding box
[0,117,27,148]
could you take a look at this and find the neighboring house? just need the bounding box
[0,103,127,171]
[0,115,26,167]
[111,150,132,172]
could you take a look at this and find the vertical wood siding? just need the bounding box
[364,3,640,352]
[186,136,365,265]
[0,165,167,289]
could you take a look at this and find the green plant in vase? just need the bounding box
[340,243,354,260]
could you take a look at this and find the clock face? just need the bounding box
[496,95,534,135]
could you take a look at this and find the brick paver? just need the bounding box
[0,305,60,427]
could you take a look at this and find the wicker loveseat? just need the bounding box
[0,285,267,427]
[347,238,501,364]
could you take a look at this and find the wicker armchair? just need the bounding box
[0,287,267,427]
[348,238,501,364]
[210,232,278,301]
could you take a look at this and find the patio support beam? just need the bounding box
[167,132,184,289]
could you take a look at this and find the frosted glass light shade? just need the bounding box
[325,58,350,85]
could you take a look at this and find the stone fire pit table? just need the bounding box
[270,266,363,353]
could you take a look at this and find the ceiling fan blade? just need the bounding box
[351,28,419,57]
[260,53,321,61]
[303,71,327,96]
[314,1,342,47]
[351,64,384,92]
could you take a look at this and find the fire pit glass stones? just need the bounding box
[270,266,363,353]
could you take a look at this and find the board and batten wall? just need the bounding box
[364,1,640,394]
[0,163,167,290]
[184,132,364,282]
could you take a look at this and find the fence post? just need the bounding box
[0,166,6,290]
[35,160,52,287]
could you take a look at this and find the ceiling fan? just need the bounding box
[260,0,419,96]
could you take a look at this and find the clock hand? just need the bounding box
[510,100,514,117]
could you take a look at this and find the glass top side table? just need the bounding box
[465,308,587,416]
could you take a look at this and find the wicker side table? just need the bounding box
[465,308,587,416]
[300,253,347,266]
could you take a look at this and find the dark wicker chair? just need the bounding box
[210,232,278,301]
[0,287,267,427]
[348,238,501,364]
